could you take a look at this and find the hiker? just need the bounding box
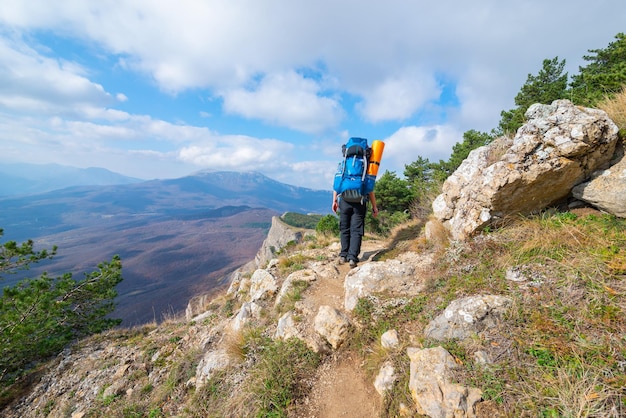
[332,137,384,268]
[332,189,378,267]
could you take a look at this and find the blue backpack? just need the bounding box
[333,137,376,203]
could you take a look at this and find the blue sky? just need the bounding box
[0,1,624,191]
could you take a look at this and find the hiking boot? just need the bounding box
[339,256,347,264]
[349,259,357,268]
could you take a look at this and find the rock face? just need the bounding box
[573,144,626,217]
[432,100,620,240]
[186,215,313,319]
[255,216,314,267]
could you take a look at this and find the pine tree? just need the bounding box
[498,57,568,134]
[570,32,626,106]
[0,229,123,382]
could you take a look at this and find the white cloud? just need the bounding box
[382,125,462,176]
[357,72,440,122]
[0,37,113,115]
[287,160,338,191]
[453,66,518,133]
[178,135,294,171]
[222,71,344,133]
[0,0,625,190]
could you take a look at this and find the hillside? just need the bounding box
[1,210,624,417]
[0,170,330,243]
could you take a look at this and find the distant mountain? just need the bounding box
[160,170,331,214]
[0,162,142,196]
[0,170,331,325]
[0,170,330,242]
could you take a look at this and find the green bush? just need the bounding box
[315,214,340,236]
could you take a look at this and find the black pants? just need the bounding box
[339,198,366,262]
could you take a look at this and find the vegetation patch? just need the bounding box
[275,279,311,315]
[190,331,321,417]
[281,212,324,229]
[443,213,626,416]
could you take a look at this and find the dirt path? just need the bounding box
[294,239,386,418]
[307,238,383,308]
[296,352,382,418]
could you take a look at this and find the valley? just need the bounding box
[0,170,331,325]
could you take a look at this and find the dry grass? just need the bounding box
[467,213,625,415]
[277,253,310,276]
[222,330,247,361]
[423,216,450,251]
[409,182,443,221]
[310,232,336,248]
[372,219,425,261]
[599,86,626,130]
[515,365,618,417]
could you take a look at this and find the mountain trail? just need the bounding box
[294,351,382,418]
[294,238,387,417]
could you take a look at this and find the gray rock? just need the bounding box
[275,311,301,340]
[249,269,278,302]
[314,305,351,349]
[381,329,400,349]
[573,149,626,217]
[374,361,397,396]
[195,349,234,388]
[275,268,317,307]
[424,295,512,341]
[344,258,426,311]
[230,301,261,332]
[407,346,482,417]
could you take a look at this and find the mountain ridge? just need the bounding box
[0,170,331,242]
[0,162,143,197]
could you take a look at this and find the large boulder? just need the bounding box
[344,256,430,311]
[314,305,352,349]
[432,100,619,240]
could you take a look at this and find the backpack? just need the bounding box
[333,137,376,203]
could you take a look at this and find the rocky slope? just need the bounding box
[1,216,469,417]
[4,210,623,417]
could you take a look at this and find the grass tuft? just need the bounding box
[599,86,626,130]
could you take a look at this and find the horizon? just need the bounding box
[0,162,334,193]
[0,1,624,190]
